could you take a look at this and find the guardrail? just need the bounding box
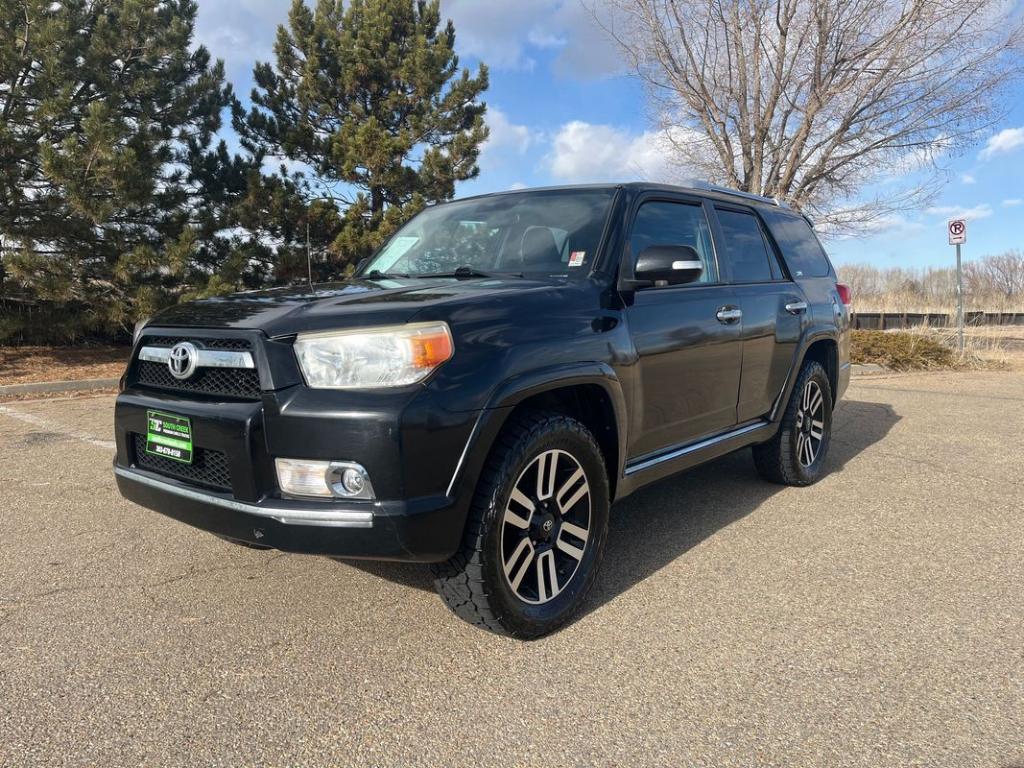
[851,312,1024,330]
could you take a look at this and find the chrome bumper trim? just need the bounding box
[114,466,374,528]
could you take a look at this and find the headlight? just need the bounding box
[293,322,454,389]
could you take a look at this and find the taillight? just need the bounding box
[836,282,852,306]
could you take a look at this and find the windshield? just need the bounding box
[362,189,616,278]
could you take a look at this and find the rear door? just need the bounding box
[622,194,743,459]
[760,209,850,393]
[710,204,804,422]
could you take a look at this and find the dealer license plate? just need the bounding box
[145,410,193,464]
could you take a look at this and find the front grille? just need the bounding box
[143,335,252,351]
[136,361,262,399]
[133,336,262,400]
[132,433,232,492]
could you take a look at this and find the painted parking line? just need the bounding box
[0,404,116,451]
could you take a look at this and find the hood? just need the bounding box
[148,276,562,338]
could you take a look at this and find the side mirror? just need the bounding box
[634,245,704,286]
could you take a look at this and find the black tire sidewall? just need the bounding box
[786,364,833,483]
[479,418,609,638]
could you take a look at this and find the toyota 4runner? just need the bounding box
[114,182,851,638]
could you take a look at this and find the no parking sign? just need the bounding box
[948,218,967,245]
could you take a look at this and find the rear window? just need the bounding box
[761,211,833,278]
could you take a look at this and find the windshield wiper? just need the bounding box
[415,265,523,279]
[364,269,412,279]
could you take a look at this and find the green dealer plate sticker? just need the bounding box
[145,410,193,464]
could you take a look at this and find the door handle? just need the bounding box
[785,300,808,315]
[716,307,743,324]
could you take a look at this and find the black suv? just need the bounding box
[114,182,850,638]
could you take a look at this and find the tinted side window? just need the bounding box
[630,201,716,284]
[716,209,774,283]
[761,210,832,278]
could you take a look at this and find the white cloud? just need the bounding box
[478,109,539,176]
[961,173,976,185]
[442,0,623,77]
[979,127,1024,160]
[926,204,994,220]
[509,181,528,190]
[527,28,566,49]
[483,108,537,156]
[196,0,621,90]
[194,0,286,78]
[1002,198,1023,207]
[546,121,683,183]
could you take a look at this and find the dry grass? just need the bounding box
[848,291,1024,314]
[0,345,130,386]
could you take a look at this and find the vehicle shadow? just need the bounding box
[344,399,901,616]
[582,398,900,617]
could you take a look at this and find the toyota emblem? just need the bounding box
[167,342,199,380]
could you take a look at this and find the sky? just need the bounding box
[194,0,1024,271]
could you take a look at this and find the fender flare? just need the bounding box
[446,362,629,499]
[769,326,840,422]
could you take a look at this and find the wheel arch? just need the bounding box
[771,330,839,423]
[802,337,839,400]
[453,363,628,503]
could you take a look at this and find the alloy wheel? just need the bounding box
[795,379,826,468]
[500,449,591,605]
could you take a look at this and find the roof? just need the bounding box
[452,181,791,211]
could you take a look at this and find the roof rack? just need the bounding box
[682,179,788,208]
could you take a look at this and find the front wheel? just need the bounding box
[431,411,610,638]
[753,360,833,486]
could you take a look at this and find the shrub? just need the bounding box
[851,330,958,370]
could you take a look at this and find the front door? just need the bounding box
[623,197,743,459]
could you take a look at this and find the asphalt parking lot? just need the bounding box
[2,371,1022,768]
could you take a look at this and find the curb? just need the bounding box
[0,378,120,396]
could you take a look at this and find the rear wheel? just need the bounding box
[432,411,610,638]
[753,360,833,486]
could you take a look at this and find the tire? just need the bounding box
[753,360,833,486]
[431,410,610,639]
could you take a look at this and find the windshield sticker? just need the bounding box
[568,251,586,267]
[373,236,419,271]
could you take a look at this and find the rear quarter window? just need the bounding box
[762,210,833,278]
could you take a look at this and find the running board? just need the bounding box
[624,421,772,476]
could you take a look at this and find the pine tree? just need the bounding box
[236,0,489,268]
[0,0,250,342]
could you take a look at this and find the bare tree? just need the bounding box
[964,249,1024,299]
[841,253,1024,311]
[596,0,1023,233]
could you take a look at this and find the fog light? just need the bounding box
[275,459,375,500]
[339,468,365,496]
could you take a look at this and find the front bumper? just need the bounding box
[114,334,488,561]
[115,464,470,561]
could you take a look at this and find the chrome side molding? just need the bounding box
[624,421,771,476]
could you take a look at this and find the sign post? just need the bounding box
[948,219,967,356]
